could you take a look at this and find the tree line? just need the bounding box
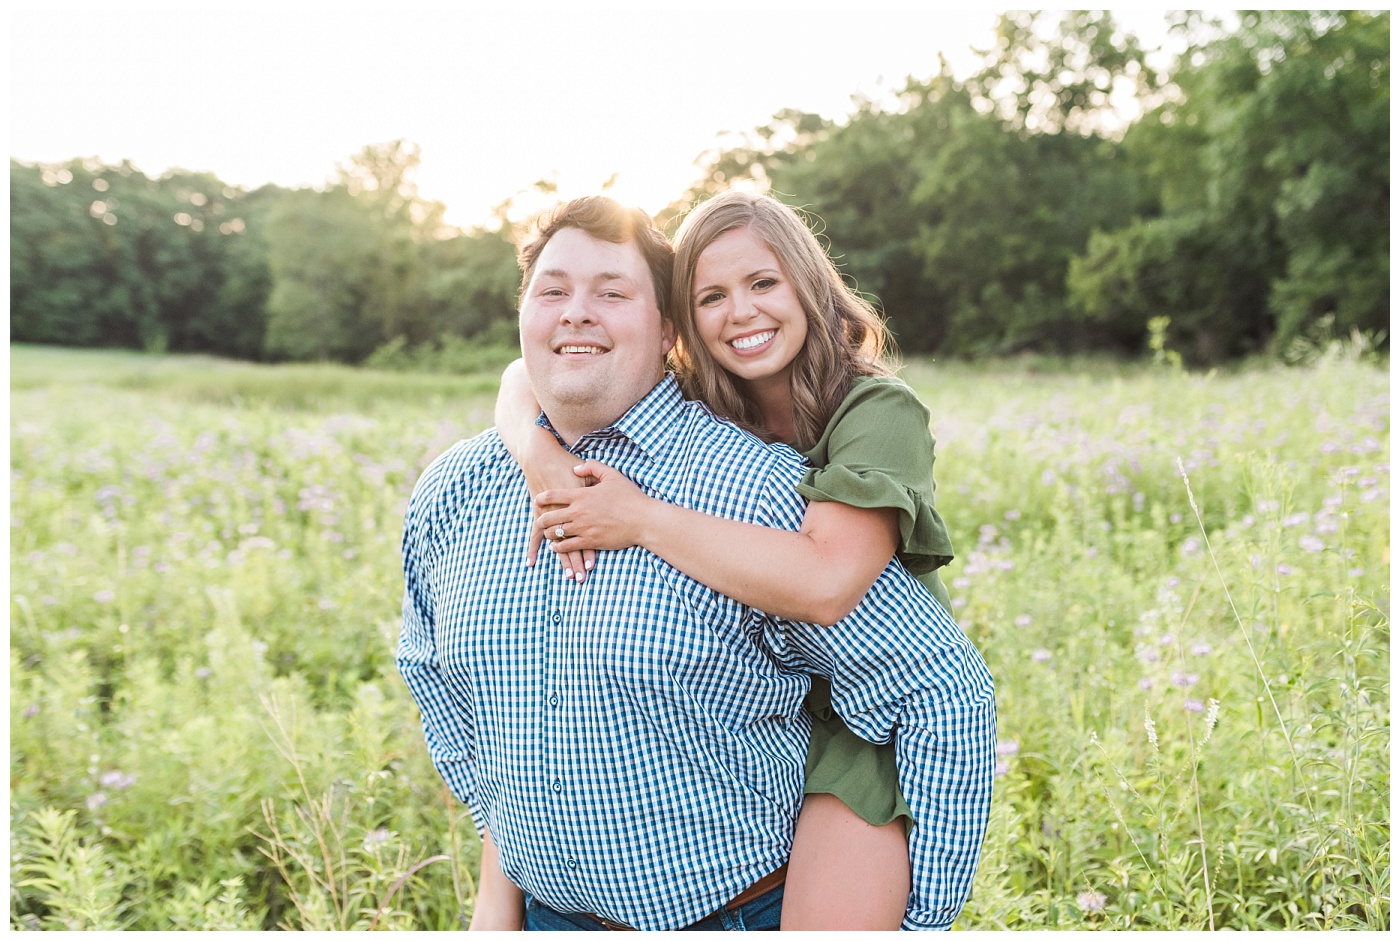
[10,11,1388,367]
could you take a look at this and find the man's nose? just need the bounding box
[560,295,597,325]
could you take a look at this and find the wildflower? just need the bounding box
[1299,534,1325,552]
[318,599,338,610]
[994,760,1010,777]
[1014,615,1032,628]
[1281,512,1309,528]
[995,740,1020,757]
[100,771,135,789]
[1041,470,1056,486]
[195,667,212,679]
[1348,568,1365,578]
[1165,576,1180,589]
[1076,890,1107,914]
[1277,564,1294,575]
[1138,678,1153,691]
[1191,642,1212,656]
[365,828,391,846]
[1144,715,1159,749]
[1136,647,1159,664]
[93,589,116,604]
[1004,509,1021,521]
[1031,649,1052,663]
[22,704,39,718]
[952,577,970,589]
[1184,699,1205,713]
[1169,513,1182,524]
[951,597,967,610]
[1201,699,1221,744]
[1180,538,1201,556]
[1171,671,1198,687]
[86,792,107,811]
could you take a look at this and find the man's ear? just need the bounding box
[660,318,679,357]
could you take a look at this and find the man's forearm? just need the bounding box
[470,828,525,930]
[894,691,997,929]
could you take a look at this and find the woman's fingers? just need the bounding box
[526,524,545,567]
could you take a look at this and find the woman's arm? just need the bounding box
[535,461,900,626]
[468,828,525,930]
[494,359,594,580]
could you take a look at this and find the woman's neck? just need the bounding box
[747,378,796,445]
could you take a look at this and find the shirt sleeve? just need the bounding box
[768,559,996,929]
[395,456,487,831]
[797,378,954,574]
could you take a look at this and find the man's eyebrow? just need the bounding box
[535,269,636,284]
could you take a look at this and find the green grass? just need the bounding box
[9,344,1390,929]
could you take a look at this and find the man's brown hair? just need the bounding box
[517,197,675,320]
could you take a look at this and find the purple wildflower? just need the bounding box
[1031,649,1052,663]
[1077,890,1107,914]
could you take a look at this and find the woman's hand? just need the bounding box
[520,429,596,581]
[495,359,597,581]
[534,460,656,555]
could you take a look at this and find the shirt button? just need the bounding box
[566,857,578,869]
[550,612,562,624]
[552,779,563,793]
[548,694,559,708]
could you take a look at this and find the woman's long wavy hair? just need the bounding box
[669,192,896,452]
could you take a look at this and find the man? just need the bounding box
[397,197,994,930]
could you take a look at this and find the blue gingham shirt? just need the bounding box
[397,377,995,930]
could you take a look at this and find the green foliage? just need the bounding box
[9,346,1389,929]
[9,160,274,358]
[1073,11,1390,360]
[12,12,1387,367]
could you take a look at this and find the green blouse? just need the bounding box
[795,374,956,827]
[798,375,954,610]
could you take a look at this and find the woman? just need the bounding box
[496,192,961,929]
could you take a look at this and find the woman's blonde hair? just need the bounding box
[670,191,894,451]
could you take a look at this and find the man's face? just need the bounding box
[520,227,677,444]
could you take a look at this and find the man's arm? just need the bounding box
[744,464,995,929]
[469,828,526,930]
[395,455,488,829]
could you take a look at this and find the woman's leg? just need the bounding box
[780,793,911,930]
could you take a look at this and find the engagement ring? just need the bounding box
[555,525,566,540]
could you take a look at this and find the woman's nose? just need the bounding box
[729,292,757,322]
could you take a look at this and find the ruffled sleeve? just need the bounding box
[797,376,954,575]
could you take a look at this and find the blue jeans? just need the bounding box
[523,885,784,931]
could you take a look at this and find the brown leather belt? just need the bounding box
[581,863,788,931]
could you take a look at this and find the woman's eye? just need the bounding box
[697,292,723,307]
[754,278,777,291]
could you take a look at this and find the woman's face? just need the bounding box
[690,226,808,396]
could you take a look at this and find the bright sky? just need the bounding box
[9,4,1176,230]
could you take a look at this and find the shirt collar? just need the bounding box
[534,374,686,463]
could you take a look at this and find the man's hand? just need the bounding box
[469,829,525,931]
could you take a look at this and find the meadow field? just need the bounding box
[8,344,1390,930]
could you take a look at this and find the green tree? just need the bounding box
[1069,11,1389,360]
[262,188,382,361]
